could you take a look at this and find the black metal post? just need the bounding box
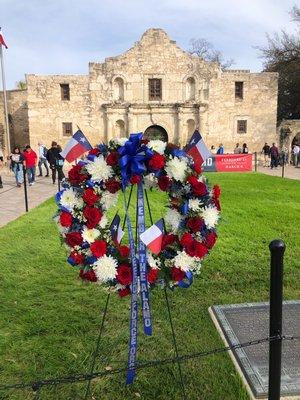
[58,178,61,192]
[268,239,285,400]
[254,152,257,172]
[23,166,29,212]
[281,160,285,178]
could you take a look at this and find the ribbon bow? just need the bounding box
[118,133,153,186]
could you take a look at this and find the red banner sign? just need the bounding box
[202,154,253,172]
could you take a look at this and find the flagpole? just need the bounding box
[0,43,10,156]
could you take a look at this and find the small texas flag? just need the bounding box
[60,130,92,162]
[186,130,211,167]
[110,214,125,244]
[0,28,8,49]
[140,219,164,255]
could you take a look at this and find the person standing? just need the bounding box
[270,143,279,170]
[37,142,49,177]
[242,143,249,154]
[292,144,300,166]
[233,143,242,154]
[46,141,65,184]
[10,147,24,187]
[22,145,37,186]
[216,144,224,154]
[262,143,270,167]
[0,147,3,189]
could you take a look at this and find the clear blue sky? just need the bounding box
[1,0,297,89]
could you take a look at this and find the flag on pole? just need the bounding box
[0,28,8,49]
[60,130,92,162]
[110,214,125,244]
[140,219,164,255]
[185,130,211,167]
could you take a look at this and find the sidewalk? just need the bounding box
[257,165,300,180]
[0,173,58,227]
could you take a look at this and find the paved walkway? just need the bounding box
[0,173,58,227]
[257,165,300,180]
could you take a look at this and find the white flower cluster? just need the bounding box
[113,137,128,146]
[188,198,203,211]
[86,156,113,181]
[201,206,219,228]
[165,157,188,182]
[93,255,118,282]
[82,228,100,243]
[165,208,182,233]
[100,191,119,210]
[147,140,166,155]
[147,253,161,269]
[143,173,158,189]
[173,251,196,271]
[60,188,83,211]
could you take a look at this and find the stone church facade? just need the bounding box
[1,28,279,154]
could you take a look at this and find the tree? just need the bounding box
[259,6,300,121]
[15,80,27,90]
[189,38,234,70]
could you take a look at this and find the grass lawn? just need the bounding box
[0,172,299,400]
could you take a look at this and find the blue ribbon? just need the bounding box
[137,182,152,336]
[178,270,193,288]
[171,148,187,158]
[118,133,153,186]
[180,201,189,215]
[123,189,139,385]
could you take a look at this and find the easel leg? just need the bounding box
[164,287,187,400]
[84,293,110,400]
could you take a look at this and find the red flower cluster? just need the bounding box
[89,148,101,156]
[83,206,102,228]
[66,231,83,247]
[118,287,131,297]
[68,164,88,185]
[83,188,100,206]
[171,267,185,281]
[90,240,107,257]
[79,269,97,282]
[185,240,208,258]
[106,151,119,166]
[118,245,130,258]
[148,154,165,170]
[148,268,159,283]
[116,264,132,285]
[187,176,207,197]
[204,231,217,249]
[105,179,121,193]
[70,251,85,264]
[130,175,141,185]
[186,217,205,232]
[158,176,171,191]
[212,185,221,211]
[60,212,73,227]
[162,234,177,250]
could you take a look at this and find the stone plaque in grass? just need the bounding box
[209,301,300,399]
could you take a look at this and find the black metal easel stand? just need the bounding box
[83,185,187,399]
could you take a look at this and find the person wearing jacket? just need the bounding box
[270,143,279,169]
[22,145,37,186]
[10,147,24,187]
[46,141,65,184]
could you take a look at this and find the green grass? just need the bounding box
[0,173,299,400]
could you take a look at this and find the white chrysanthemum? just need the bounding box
[100,191,118,210]
[93,255,118,283]
[86,156,113,181]
[147,140,167,155]
[188,198,203,211]
[113,137,128,146]
[82,227,100,243]
[60,188,79,211]
[165,208,182,233]
[99,214,108,229]
[165,157,188,181]
[144,173,158,189]
[201,206,219,228]
[173,251,195,271]
[147,253,161,269]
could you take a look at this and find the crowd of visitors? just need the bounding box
[0,141,65,189]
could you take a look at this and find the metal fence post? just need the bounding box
[268,239,285,400]
[23,166,29,212]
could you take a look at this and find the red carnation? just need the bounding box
[205,232,217,249]
[148,154,165,170]
[171,267,185,281]
[147,268,159,283]
[79,269,97,282]
[66,231,83,247]
[193,182,207,197]
[116,264,132,286]
[162,234,177,250]
[118,287,131,297]
[187,176,199,186]
[186,217,205,233]
[186,240,198,257]
[130,175,141,184]
[90,240,107,257]
[213,198,221,211]
[70,251,85,264]
[83,188,100,206]
[83,206,102,229]
[60,211,73,227]
[158,176,171,191]
[89,148,101,156]
[105,179,121,193]
[119,245,130,258]
[195,242,208,258]
[106,151,119,166]
[180,232,194,247]
[68,164,88,185]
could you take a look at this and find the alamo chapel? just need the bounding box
[0,28,279,154]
